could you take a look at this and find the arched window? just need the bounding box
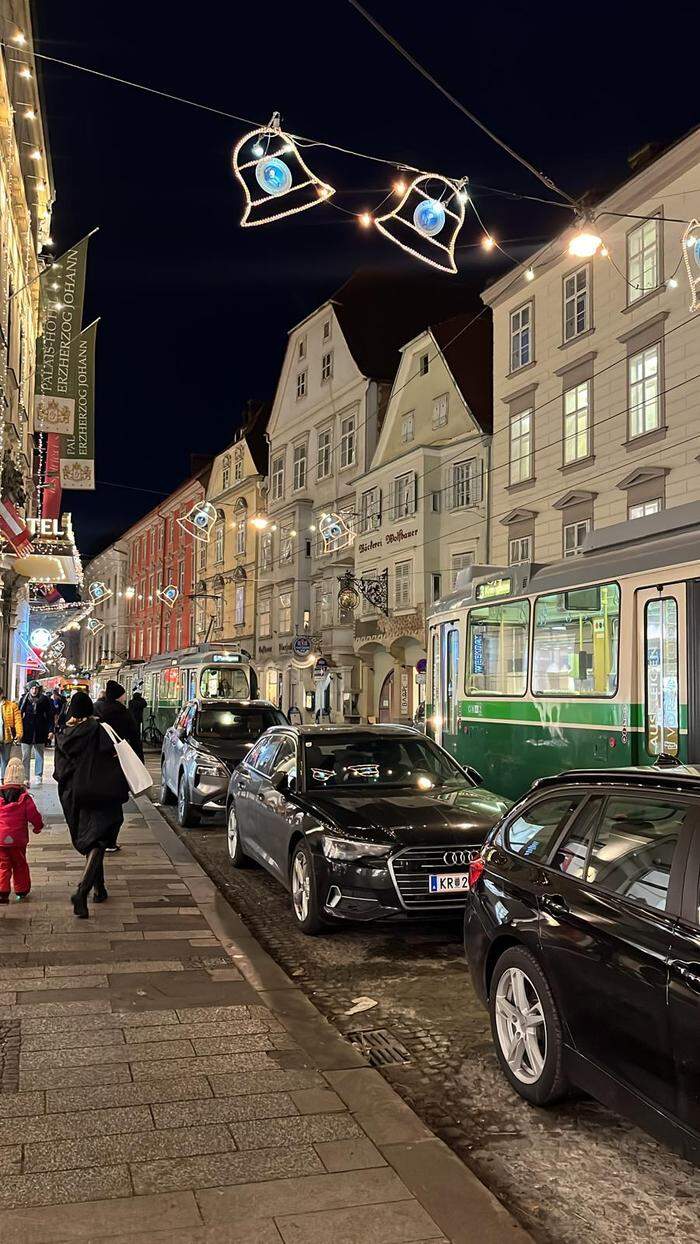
[222,454,231,491]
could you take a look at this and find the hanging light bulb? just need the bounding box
[600,245,609,258]
[393,178,407,195]
[251,142,264,158]
[569,223,603,258]
[481,235,495,251]
[23,108,36,121]
[18,65,32,79]
[525,267,535,282]
[12,30,26,45]
[249,514,268,529]
[668,277,678,289]
[29,148,41,161]
[358,212,373,228]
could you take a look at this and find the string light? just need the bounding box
[29,148,41,161]
[668,278,678,289]
[12,31,26,46]
[249,514,268,529]
[525,266,535,281]
[600,245,608,257]
[393,178,407,194]
[481,234,495,251]
[23,108,36,121]
[18,65,31,79]
[358,212,372,228]
[682,219,700,311]
[568,225,603,257]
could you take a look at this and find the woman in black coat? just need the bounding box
[54,691,128,918]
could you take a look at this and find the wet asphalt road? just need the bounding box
[147,768,700,1244]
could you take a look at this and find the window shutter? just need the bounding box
[472,460,483,505]
[376,487,382,524]
[411,473,417,515]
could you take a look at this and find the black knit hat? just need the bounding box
[105,680,125,701]
[68,691,93,719]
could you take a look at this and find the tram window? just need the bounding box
[645,598,679,757]
[533,582,620,697]
[466,601,529,695]
[199,666,249,699]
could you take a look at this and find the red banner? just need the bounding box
[42,434,62,519]
[0,497,32,556]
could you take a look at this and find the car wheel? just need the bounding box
[290,842,324,935]
[227,803,249,867]
[489,946,568,1106]
[160,765,175,805]
[177,774,200,828]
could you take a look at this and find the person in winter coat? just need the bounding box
[0,756,43,902]
[0,688,23,779]
[54,690,128,918]
[95,681,144,760]
[128,689,147,739]
[49,689,68,741]
[19,683,53,785]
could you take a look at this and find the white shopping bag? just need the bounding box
[100,721,153,797]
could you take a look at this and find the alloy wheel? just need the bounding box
[178,779,187,822]
[227,806,239,861]
[494,966,547,1084]
[291,851,310,923]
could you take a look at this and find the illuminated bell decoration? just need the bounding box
[374,174,467,274]
[319,511,354,552]
[86,617,104,635]
[177,501,217,542]
[233,112,335,227]
[89,580,112,603]
[682,219,700,312]
[157,584,179,610]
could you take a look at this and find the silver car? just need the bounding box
[160,699,287,827]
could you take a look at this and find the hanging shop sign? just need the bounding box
[292,635,312,658]
[313,658,329,680]
[34,236,90,438]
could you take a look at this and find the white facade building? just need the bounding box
[482,128,700,565]
[81,542,129,676]
[353,313,492,721]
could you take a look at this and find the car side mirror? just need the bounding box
[271,770,296,795]
[465,766,483,786]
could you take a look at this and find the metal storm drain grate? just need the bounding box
[346,1028,412,1067]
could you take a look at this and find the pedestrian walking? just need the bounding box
[128,688,147,741]
[48,687,68,743]
[19,683,52,785]
[0,756,43,902]
[0,687,23,779]
[53,691,129,918]
[94,681,143,852]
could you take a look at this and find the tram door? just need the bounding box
[440,621,460,755]
[636,586,685,765]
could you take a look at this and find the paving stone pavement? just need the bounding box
[0,777,532,1244]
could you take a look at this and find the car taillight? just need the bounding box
[467,856,485,890]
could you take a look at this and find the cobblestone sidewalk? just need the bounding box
[0,777,531,1244]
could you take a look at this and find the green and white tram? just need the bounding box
[118,644,258,735]
[427,507,700,801]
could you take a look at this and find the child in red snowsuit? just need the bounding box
[0,756,43,901]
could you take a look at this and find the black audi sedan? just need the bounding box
[160,699,286,827]
[465,766,700,1163]
[225,724,510,933]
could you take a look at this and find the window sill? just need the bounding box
[339,462,356,473]
[621,285,664,315]
[560,454,595,474]
[623,426,667,451]
[506,477,536,494]
[506,359,537,381]
[558,326,595,350]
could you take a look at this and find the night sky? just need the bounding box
[36,1,695,557]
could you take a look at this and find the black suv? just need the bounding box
[465,766,700,1163]
[160,699,286,826]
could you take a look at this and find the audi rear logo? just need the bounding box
[443,850,471,867]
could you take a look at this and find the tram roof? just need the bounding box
[432,501,700,614]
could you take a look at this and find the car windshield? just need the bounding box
[303,733,467,790]
[195,707,285,740]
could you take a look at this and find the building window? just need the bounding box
[395,560,412,608]
[317,428,332,479]
[236,520,246,557]
[432,393,448,428]
[271,452,285,500]
[509,535,532,564]
[214,523,224,564]
[298,336,307,359]
[563,519,591,557]
[280,526,294,563]
[451,552,473,588]
[215,594,224,631]
[198,539,207,570]
[360,486,381,532]
[234,583,245,626]
[629,497,662,520]
[432,573,442,602]
[340,415,356,468]
[563,266,589,340]
[296,370,307,400]
[293,443,307,491]
[261,530,273,570]
[451,460,476,509]
[279,591,292,634]
[627,218,660,303]
[394,472,416,519]
[563,381,591,463]
[222,455,231,490]
[315,583,332,629]
[419,353,429,375]
[259,594,272,638]
[234,450,243,481]
[178,559,184,593]
[322,319,331,342]
[509,409,533,484]
[510,303,532,371]
[401,411,414,443]
[629,343,660,439]
[321,350,333,382]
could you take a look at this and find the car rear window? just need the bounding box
[195,708,285,740]
[506,796,581,861]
